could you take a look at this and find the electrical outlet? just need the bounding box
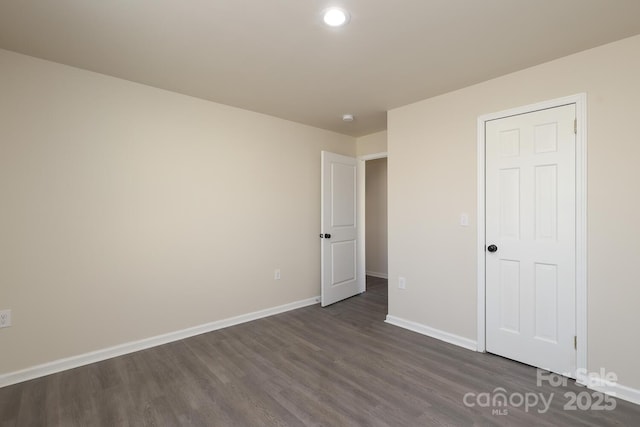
[274,269,281,280]
[398,277,406,290]
[0,309,11,328]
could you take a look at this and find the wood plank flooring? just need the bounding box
[1,276,639,426]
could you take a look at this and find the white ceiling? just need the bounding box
[1,1,640,137]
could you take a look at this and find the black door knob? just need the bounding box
[487,244,498,253]
[324,234,331,239]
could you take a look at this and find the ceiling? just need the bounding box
[1,1,640,137]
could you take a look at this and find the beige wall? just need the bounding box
[357,130,387,156]
[0,49,355,375]
[365,158,388,277]
[388,34,640,390]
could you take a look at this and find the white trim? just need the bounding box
[356,158,366,294]
[366,271,389,279]
[385,315,477,351]
[577,371,640,406]
[585,378,640,406]
[0,296,320,388]
[575,96,588,377]
[359,151,388,161]
[476,93,588,379]
[476,115,487,352]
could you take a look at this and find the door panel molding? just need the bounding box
[476,94,587,380]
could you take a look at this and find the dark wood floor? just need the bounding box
[1,276,639,426]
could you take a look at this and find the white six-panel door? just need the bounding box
[321,151,364,306]
[485,104,576,376]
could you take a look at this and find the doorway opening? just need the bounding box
[359,153,388,310]
[365,156,388,314]
[320,150,388,307]
[365,157,388,282]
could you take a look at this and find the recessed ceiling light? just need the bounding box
[323,8,350,27]
[342,114,354,122]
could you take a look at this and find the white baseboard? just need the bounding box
[0,296,320,388]
[385,315,477,351]
[384,316,640,406]
[577,372,640,406]
[366,271,388,279]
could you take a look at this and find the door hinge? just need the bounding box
[574,118,577,134]
[574,335,577,350]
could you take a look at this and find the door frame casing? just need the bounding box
[476,94,587,381]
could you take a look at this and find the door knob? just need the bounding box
[324,234,331,239]
[487,244,498,253]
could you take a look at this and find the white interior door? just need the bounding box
[321,151,364,306]
[485,104,576,376]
